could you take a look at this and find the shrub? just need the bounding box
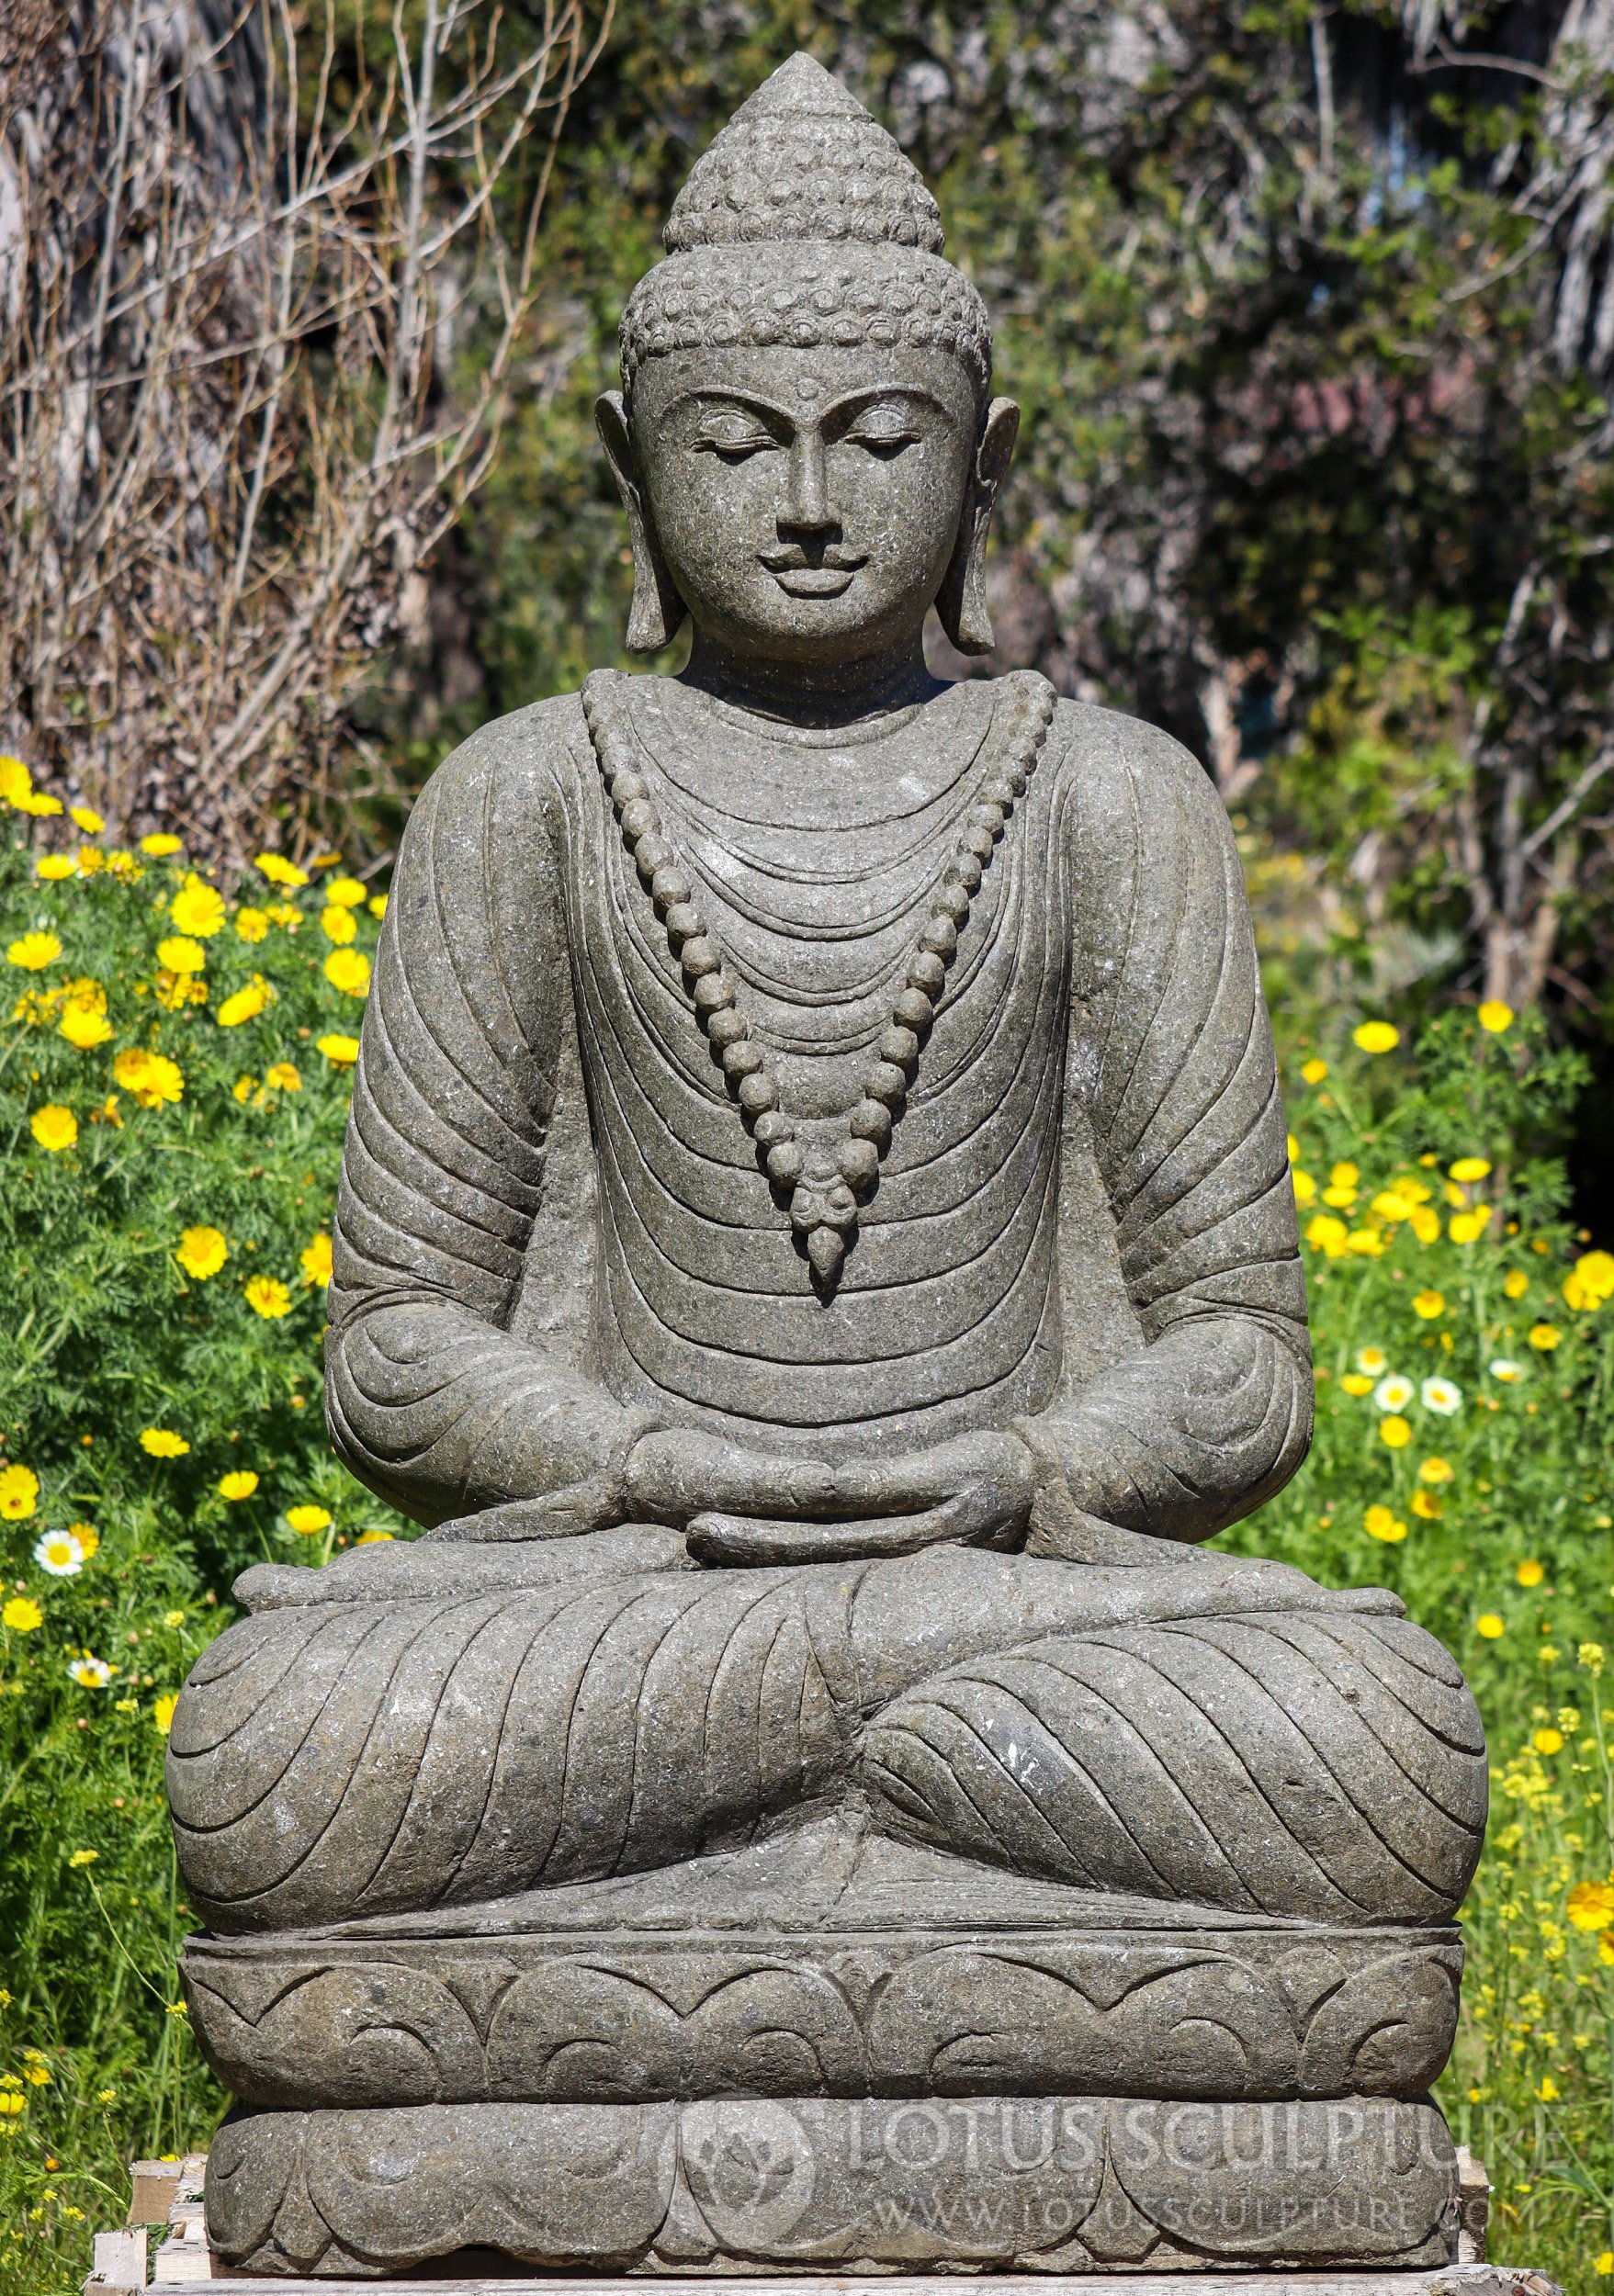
[1,795,1611,2290]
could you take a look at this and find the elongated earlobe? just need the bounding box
[935,396,1020,656]
[595,391,688,653]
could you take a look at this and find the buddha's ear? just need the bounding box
[595,391,688,654]
[935,396,1019,657]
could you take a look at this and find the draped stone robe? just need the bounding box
[166,678,1487,1937]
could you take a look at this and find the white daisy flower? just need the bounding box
[1421,1377,1463,1414]
[66,1656,113,1689]
[32,1529,85,1578]
[1489,1357,1526,1384]
[1373,1373,1416,1412]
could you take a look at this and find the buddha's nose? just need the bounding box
[779,431,835,537]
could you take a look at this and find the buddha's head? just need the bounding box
[597,54,1018,669]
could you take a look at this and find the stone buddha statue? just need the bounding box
[169,55,1487,2279]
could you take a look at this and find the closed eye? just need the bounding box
[841,422,920,459]
[694,416,780,460]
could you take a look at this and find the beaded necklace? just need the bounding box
[581,668,1056,1292]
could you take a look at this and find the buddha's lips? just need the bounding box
[762,549,867,598]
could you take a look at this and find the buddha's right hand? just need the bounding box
[624,1428,1033,1564]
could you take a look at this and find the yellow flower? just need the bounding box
[1450,1156,1492,1182]
[69,805,104,834]
[1517,1559,1545,1588]
[67,1848,97,1868]
[36,853,76,879]
[1536,2077,1560,2102]
[1371,1190,1414,1221]
[287,1504,333,1536]
[1504,1268,1529,1300]
[1341,1373,1374,1396]
[356,1529,394,1545]
[244,1275,291,1320]
[1409,1490,1440,1519]
[1449,1210,1490,1244]
[1409,1205,1441,1244]
[1353,1020,1399,1054]
[0,2090,24,2117]
[57,999,111,1050]
[73,1522,98,1559]
[1379,1414,1412,1449]
[265,1062,300,1092]
[255,851,309,888]
[153,1694,178,1736]
[1329,1162,1359,1188]
[324,947,371,998]
[29,1104,76,1153]
[1300,1057,1327,1084]
[317,1031,360,1066]
[1356,1346,1388,1376]
[1418,1456,1454,1483]
[112,1047,184,1107]
[1291,1169,1316,1204]
[3,1595,42,1632]
[216,978,272,1029]
[0,755,32,805]
[156,936,206,975]
[175,1226,228,1280]
[0,1465,40,1520]
[1364,1504,1408,1544]
[1305,1214,1349,1258]
[7,930,62,970]
[1412,1290,1445,1320]
[139,1427,189,1458]
[326,876,367,908]
[235,906,269,943]
[168,874,226,938]
[321,904,357,946]
[1594,2252,1613,2277]
[1533,1728,1564,1756]
[140,833,183,856]
[1529,1323,1563,1351]
[232,1074,256,1102]
[217,1469,259,1501]
[1322,1184,1358,1209]
[1477,999,1514,1033]
[300,1232,333,1288]
[368,892,388,920]
[1565,1249,1614,1312]
[1580,1642,1606,1674]
[265,901,301,930]
[1476,1614,1505,1640]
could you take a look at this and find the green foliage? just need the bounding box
[0,818,1611,2291]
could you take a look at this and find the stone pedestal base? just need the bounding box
[206,2097,1460,2277]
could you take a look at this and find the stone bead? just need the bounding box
[751,1108,794,1147]
[849,1097,893,1147]
[635,833,674,879]
[919,916,957,957]
[981,775,1016,806]
[765,1139,805,1186]
[706,1007,749,1048]
[663,902,704,945]
[970,801,1007,835]
[878,1024,919,1070]
[722,1038,763,1076]
[738,1070,780,1115]
[936,882,971,925]
[836,1136,880,1191]
[954,845,987,884]
[892,987,932,1034]
[620,798,658,842]
[907,951,946,996]
[652,866,693,908]
[694,972,735,1015]
[864,1061,908,1107]
[681,936,720,978]
[610,771,649,805]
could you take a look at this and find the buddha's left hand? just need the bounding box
[625,1427,1034,1565]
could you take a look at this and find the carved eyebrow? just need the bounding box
[825,387,950,426]
[669,388,797,431]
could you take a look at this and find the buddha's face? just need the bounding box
[626,344,981,665]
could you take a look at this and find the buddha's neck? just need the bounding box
[682,629,942,728]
